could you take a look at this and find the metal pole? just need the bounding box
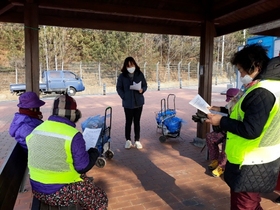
[221,35,225,72]
[197,62,200,80]
[80,61,83,78]
[103,83,106,95]
[156,62,159,83]
[167,62,171,82]
[158,80,160,91]
[188,62,191,82]
[177,61,182,81]
[98,62,101,86]
[179,78,182,89]
[144,62,147,78]
[15,64,18,84]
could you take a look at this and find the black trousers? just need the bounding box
[124,106,143,141]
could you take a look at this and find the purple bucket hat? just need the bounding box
[17,91,45,108]
[226,88,239,102]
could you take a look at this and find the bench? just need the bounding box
[0,143,27,210]
[0,142,81,210]
[31,197,82,210]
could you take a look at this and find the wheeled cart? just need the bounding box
[155,94,182,143]
[82,106,114,168]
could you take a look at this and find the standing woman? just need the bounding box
[206,44,280,210]
[116,56,148,149]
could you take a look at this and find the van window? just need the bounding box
[49,71,61,78]
[64,71,76,79]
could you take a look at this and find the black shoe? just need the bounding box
[274,196,280,204]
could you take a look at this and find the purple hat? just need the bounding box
[226,88,239,102]
[17,91,45,108]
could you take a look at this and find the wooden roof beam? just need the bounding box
[0,11,201,36]
[0,2,14,15]
[248,20,280,36]
[216,7,280,36]
[213,0,267,20]
[9,0,203,23]
[37,15,201,36]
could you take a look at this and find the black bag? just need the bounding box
[261,56,280,80]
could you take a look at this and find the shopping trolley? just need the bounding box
[82,106,114,168]
[155,94,183,143]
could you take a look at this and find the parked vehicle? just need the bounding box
[10,70,85,96]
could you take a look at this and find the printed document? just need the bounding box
[189,94,211,114]
[189,94,228,116]
[83,127,102,151]
[130,81,142,90]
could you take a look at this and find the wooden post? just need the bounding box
[24,0,40,95]
[195,20,215,143]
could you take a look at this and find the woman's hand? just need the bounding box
[139,89,143,93]
[205,113,222,126]
[208,106,221,112]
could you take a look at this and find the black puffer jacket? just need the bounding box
[220,56,280,193]
[116,70,147,109]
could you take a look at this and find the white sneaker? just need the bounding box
[135,141,143,149]
[125,140,132,149]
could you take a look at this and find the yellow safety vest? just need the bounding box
[226,80,280,165]
[26,120,82,184]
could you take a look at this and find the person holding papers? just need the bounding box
[206,88,239,178]
[206,44,280,210]
[116,56,148,149]
[26,94,108,209]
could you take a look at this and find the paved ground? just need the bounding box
[1,86,280,210]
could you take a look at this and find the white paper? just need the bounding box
[210,110,228,117]
[130,81,142,90]
[82,127,102,151]
[189,94,211,114]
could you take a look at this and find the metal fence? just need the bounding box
[1,61,237,95]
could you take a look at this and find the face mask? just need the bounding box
[240,74,253,85]
[127,67,135,73]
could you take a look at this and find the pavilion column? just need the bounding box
[193,20,215,148]
[24,0,40,95]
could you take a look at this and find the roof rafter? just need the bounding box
[9,0,203,23]
[213,0,266,20]
[216,7,280,36]
[0,2,14,16]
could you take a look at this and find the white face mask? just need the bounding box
[240,74,253,85]
[127,67,135,73]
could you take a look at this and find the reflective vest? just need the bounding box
[26,120,82,184]
[226,80,280,165]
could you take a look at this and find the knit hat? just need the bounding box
[17,91,45,108]
[226,88,239,102]
[52,94,81,122]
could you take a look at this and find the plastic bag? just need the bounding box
[81,115,105,131]
[155,109,176,125]
[163,116,182,133]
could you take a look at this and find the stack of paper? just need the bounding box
[130,81,142,90]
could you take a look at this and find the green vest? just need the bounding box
[26,120,82,184]
[226,80,280,165]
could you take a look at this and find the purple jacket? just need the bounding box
[30,115,99,194]
[9,113,43,150]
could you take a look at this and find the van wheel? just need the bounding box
[67,87,76,96]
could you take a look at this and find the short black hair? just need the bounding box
[231,44,270,74]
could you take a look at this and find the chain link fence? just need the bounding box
[0,61,236,96]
